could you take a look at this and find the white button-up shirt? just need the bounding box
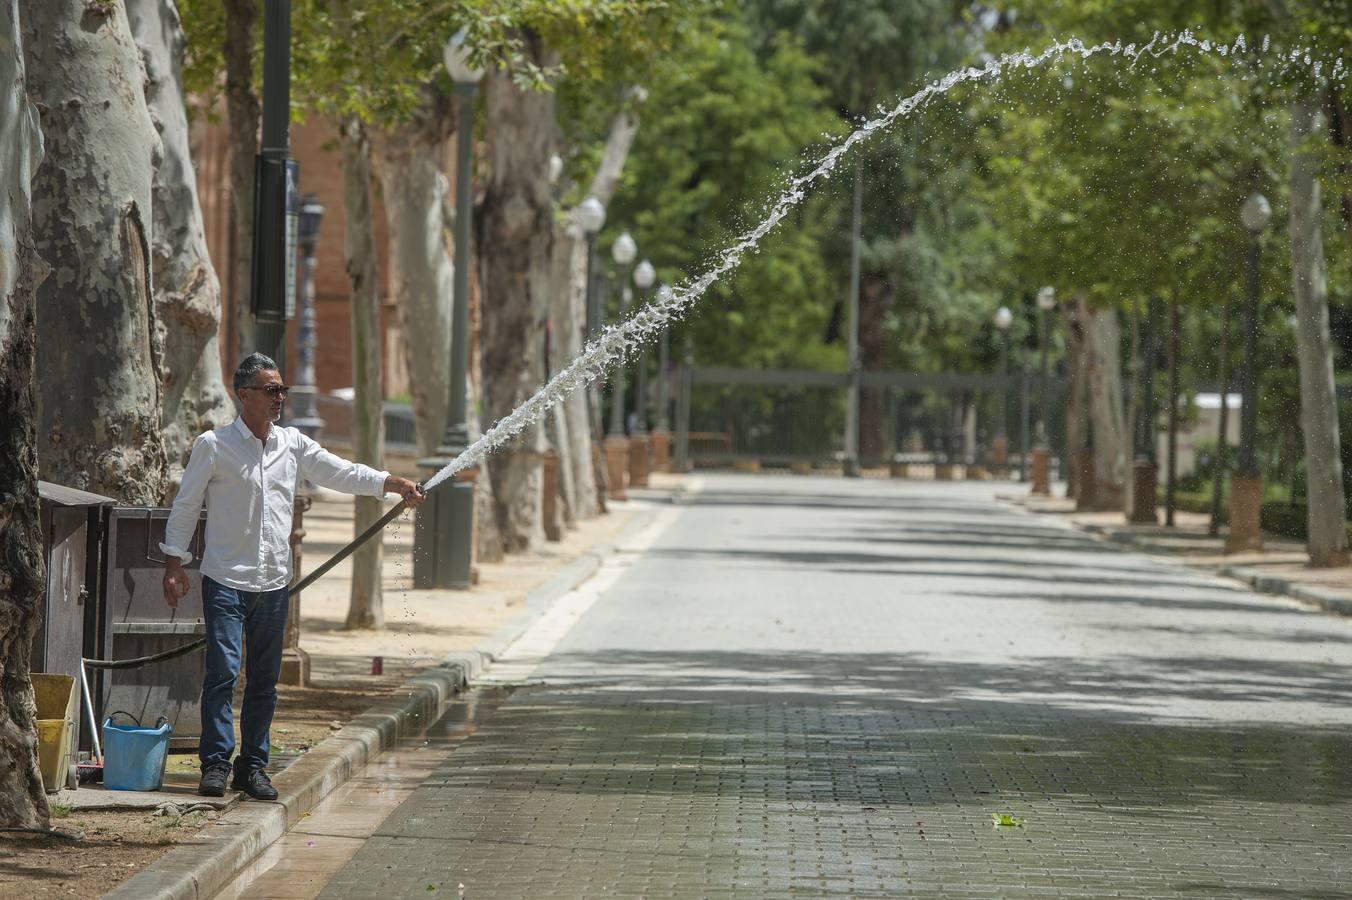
[160,417,391,592]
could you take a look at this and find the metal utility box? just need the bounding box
[98,507,209,750]
[34,482,115,752]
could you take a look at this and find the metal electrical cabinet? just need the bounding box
[97,507,209,750]
[34,482,116,752]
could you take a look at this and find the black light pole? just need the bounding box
[415,30,483,590]
[1032,286,1056,494]
[656,318,672,431]
[251,0,298,371]
[632,260,656,434]
[843,162,863,477]
[992,305,1013,475]
[1227,191,1271,553]
[1209,298,1233,536]
[577,196,608,509]
[290,196,325,440]
[1130,297,1161,523]
[607,231,637,438]
[1165,298,1182,526]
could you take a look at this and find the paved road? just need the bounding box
[319,475,1352,898]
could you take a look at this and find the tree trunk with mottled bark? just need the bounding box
[0,0,51,829]
[25,0,169,505]
[553,89,644,520]
[1289,93,1349,567]
[1083,303,1127,511]
[128,0,234,488]
[340,117,385,627]
[467,242,504,564]
[479,33,558,552]
[223,0,258,364]
[373,87,454,458]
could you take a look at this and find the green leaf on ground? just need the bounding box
[991,812,1026,827]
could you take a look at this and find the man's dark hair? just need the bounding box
[233,353,279,392]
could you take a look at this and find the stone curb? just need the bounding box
[1217,564,1352,616]
[105,497,674,900]
[1052,512,1352,619]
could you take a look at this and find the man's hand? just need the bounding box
[385,476,427,508]
[163,558,190,609]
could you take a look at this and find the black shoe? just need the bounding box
[198,763,232,797]
[231,767,278,801]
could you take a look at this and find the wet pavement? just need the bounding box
[295,476,1352,898]
[216,689,510,899]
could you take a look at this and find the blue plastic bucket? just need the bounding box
[102,712,171,791]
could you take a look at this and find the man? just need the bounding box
[160,353,425,800]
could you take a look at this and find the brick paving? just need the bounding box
[319,476,1352,898]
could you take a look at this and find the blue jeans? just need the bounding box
[200,576,289,774]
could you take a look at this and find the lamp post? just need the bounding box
[843,162,864,477]
[1226,191,1271,553]
[1031,286,1056,495]
[278,195,323,686]
[992,306,1013,477]
[628,260,656,488]
[651,285,675,472]
[289,196,325,441]
[576,196,608,511]
[605,231,637,500]
[1130,298,1162,523]
[414,30,483,590]
[251,0,299,374]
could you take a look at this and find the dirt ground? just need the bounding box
[2,679,402,900]
[0,809,195,899]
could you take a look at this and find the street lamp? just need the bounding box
[280,194,322,686]
[1226,191,1271,553]
[628,259,656,487]
[843,162,864,478]
[652,284,675,472]
[578,197,606,341]
[1031,285,1056,495]
[605,231,637,500]
[991,305,1013,477]
[576,196,608,511]
[290,196,325,441]
[1130,298,1162,524]
[414,28,483,590]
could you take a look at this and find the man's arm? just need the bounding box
[161,434,212,608]
[298,432,423,505]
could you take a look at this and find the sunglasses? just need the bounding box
[242,385,291,398]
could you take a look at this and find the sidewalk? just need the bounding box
[20,477,679,900]
[1012,492,1352,616]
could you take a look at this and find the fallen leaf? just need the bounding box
[991,812,1025,827]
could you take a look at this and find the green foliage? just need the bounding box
[578,4,846,369]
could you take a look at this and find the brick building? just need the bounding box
[193,115,409,400]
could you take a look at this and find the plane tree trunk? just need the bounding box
[1289,93,1348,567]
[25,0,169,504]
[478,31,559,552]
[0,0,51,829]
[340,116,385,628]
[128,0,234,485]
[373,87,454,459]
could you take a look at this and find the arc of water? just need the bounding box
[422,29,1346,495]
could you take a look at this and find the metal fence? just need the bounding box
[674,365,1066,479]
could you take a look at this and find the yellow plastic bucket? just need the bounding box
[33,674,77,793]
